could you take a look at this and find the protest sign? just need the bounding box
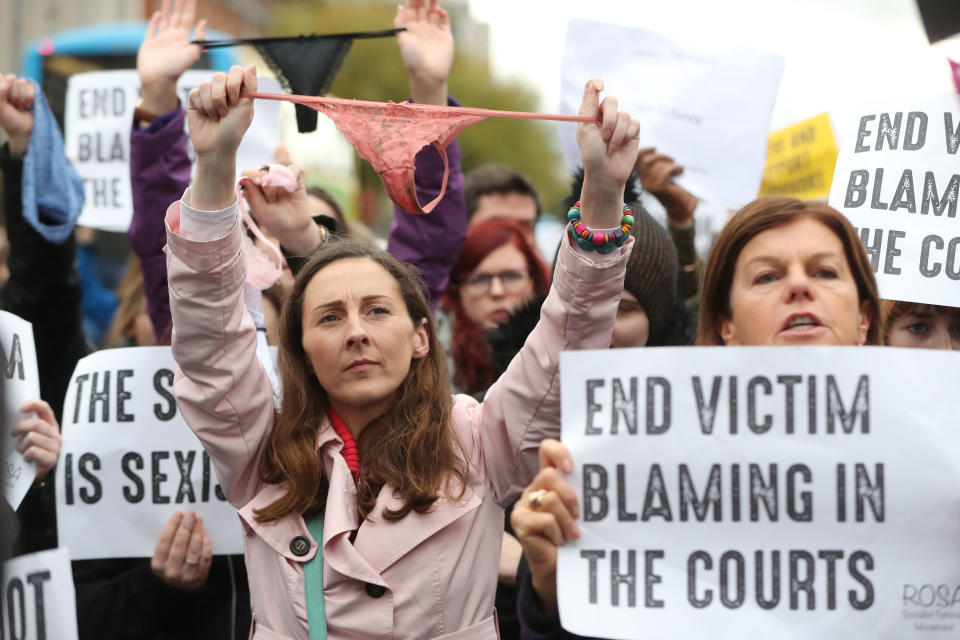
[1,311,40,509]
[759,113,838,200]
[559,19,784,207]
[1,547,79,640]
[828,95,960,307]
[64,69,281,233]
[55,346,244,559]
[558,346,960,639]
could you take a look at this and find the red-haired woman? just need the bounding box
[442,219,550,395]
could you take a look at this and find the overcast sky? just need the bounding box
[468,0,960,133]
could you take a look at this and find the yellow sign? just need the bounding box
[758,113,838,200]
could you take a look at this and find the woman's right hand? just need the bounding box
[0,75,35,155]
[187,64,256,162]
[151,510,212,591]
[394,0,454,106]
[187,64,257,210]
[510,439,580,613]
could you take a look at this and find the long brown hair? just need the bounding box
[697,197,881,346]
[443,219,550,394]
[254,240,468,523]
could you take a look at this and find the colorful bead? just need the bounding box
[567,199,633,253]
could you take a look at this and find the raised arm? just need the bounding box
[0,75,87,422]
[166,65,273,507]
[129,0,206,342]
[386,0,466,313]
[0,74,86,554]
[463,79,641,503]
[634,148,703,305]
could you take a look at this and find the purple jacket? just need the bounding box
[128,106,191,343]
[386,98,467,315]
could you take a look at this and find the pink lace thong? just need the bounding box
[242,91,593,214]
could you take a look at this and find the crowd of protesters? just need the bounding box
[1,0,958,638]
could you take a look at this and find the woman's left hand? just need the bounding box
[11,399,61,482]
[151,510,213,591]
[240,165,318,256]
[575,78,641,229]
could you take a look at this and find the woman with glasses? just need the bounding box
[442,219,551,395]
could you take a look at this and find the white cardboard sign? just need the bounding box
[55,347,244,559]
[559,19,785,207]
[1,310,40,509]
[828,95,960,307]
[558,346,960,639]
[1,547,79,640]
[64,69,281,233]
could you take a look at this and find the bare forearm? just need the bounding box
[192,159,236,211]
[579,173,624,229]
[276,222,321,257]
[410,79,447,107]
[140,80,179,118]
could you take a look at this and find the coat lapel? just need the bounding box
[237,422,484,585]
[353,480,482,574]
[237,483,317,563]
[315,424,385,585]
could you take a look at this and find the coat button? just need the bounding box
[289,536,310,557]
[364,582,387,598]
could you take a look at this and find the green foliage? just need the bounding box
[273,2,568,216]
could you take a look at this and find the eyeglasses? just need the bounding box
[461,270,531,296]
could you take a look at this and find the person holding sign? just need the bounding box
[165,44,638,635]
[511,195,882,637]
[9,399,61,483]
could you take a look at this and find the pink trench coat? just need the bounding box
[164,201,631,640]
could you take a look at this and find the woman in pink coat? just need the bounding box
[164,50,640,638]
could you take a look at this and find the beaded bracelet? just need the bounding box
[566,201,634,254]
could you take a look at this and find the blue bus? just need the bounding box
[22,22,235,129]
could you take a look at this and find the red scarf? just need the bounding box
[328,409,360,477]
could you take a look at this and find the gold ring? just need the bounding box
[528,489,547,510]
